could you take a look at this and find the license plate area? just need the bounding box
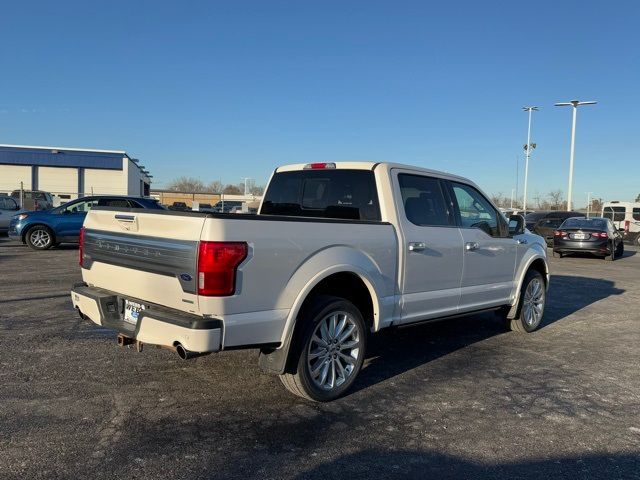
[123,300,145,325]
[571,233,588,240]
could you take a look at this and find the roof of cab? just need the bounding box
[275,161,471,184]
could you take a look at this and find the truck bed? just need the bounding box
[79,207,398,348]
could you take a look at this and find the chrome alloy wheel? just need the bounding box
[307,311,361,391]
[30,229,51,248]
[522,277,544,327]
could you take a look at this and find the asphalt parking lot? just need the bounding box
[1,236,639,480]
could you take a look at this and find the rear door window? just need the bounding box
[398,174,451,226]
[261,169,381,221]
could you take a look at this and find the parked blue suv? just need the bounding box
[8,196,165,250]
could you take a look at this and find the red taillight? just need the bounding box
[625,220,630,232]
[596,232,609,238]
[79,227,85,267]
[303,162,336,170]
[197,241,247,296]
[554,230,567,237]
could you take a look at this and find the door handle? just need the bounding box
[517,239,528,245]
[408,242,426,252]
[465,242,479,251]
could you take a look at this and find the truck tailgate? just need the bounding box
[81,209,206,314]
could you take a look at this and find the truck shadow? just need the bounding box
[353,275,624,395]
[293,449,639,480]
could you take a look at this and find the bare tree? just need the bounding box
[208,180,223,194]
[167,176,207,193]
[547,190,564,210]
[250,185,265,196]
[591,197,604,213]
[636,193,640,202]
[490,192,506,207]
[222,184,242,195]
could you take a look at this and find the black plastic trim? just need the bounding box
[71,285,221,337]
[90,206,391,226]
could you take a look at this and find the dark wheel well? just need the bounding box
[23,224,55,243]
[299,272,374,330]
[528,258,548,287]
[259,272,375,375]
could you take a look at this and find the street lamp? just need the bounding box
[522,106,539,212]
[240,177,253,196]
[555,100,597,211]
[586,191,594,217]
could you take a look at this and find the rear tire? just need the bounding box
[615,241,624,258]
[279,295,366,402]
[606,241,615,261]
[506,270,546,333]
[25,225,55,250]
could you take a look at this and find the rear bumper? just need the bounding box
[70,284,222,353]
[553,238,611,254]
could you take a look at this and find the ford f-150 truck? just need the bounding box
[71,162,549,401]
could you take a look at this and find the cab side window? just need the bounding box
[450,182,506,237]
[61,199,99,213]
[398,174,451,226]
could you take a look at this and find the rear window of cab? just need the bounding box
[261,169,381,221]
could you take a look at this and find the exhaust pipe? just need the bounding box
[117,334,135,347]
[175,343,210,360]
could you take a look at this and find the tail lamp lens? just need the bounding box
[79,227,85,267]
[197,241,248,296]
[596,232,609,238]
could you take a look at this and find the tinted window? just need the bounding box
[539,218,563,229]
[451,182,503,237]
[59,199,99,213]
[603,206,625,222]
[0,197,18,210]
[98,198,129,208]
[398,174,450,226]
[633,208,640,221]
[261,169,381,221]
[561,218,607,230]
[525,212,547,223]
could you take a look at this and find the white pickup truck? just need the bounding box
[71,162,549,401]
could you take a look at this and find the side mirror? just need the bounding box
[509,214,525,236]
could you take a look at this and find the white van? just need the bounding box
[602,201,640,246]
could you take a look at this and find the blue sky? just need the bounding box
[1,0,638,206]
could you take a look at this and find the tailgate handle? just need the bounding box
[115,214,136,222]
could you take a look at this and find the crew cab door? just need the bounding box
[446,181,517,312]
[393,170,464,324]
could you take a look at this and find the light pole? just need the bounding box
[522,106,538,212]
[240,177,253,196]
[510,188,515,209]
[555,100,597,211]
[586,191,593,217]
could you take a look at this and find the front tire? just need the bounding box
[280,296,366,402]
[25,226,55,250]
[506,270,546,333]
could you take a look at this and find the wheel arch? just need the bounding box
[259,254,388,375]
[22,222,56,243]
[507,253,549,319]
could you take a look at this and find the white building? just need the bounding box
[0,144,152,202]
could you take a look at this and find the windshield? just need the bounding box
[524,212,546,223]
[561,217,607,230]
